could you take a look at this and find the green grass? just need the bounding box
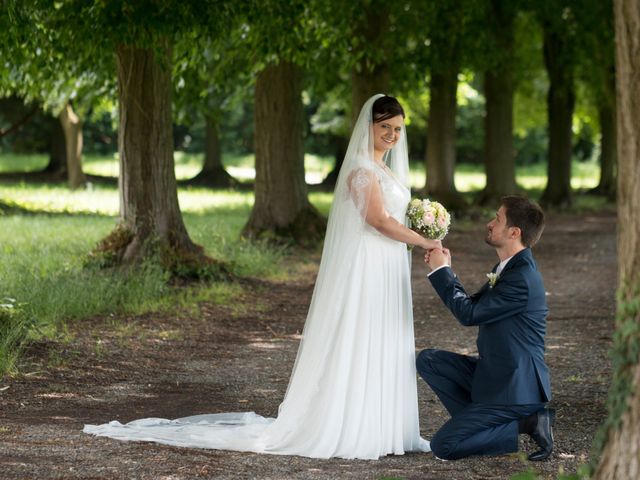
[408,159,600,191]
[0,154,51,173]
[0,152,608,376]
[0,152,334,184]
[0,179,291,377]
[0,298,33,375]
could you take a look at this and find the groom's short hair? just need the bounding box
[501,196,545,247]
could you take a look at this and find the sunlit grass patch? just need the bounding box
[83,153,120,177]
[178,188,254,216]
[457,172,487,192]
[309,192,333,216]
[408,163,486,192]
[0,181,258,217]
[409,160,600,192]
[0,181,119,215]
[0,154,49,173]
[0,152,337,185]
[0,181,249,217]
[191,282,246,307]
[517,160,600,190]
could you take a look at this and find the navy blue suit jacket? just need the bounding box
[428,248,551,405]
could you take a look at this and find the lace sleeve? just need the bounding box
[346,167,379,219]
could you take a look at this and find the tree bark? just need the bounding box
[58,103,86,189]
[541,25,575,208]
[44,117,68,178]
[478,67,518,205]
[350,3,390,122]
[319,135,349,189]
[94,42,218,277]
[588,7,617,201]
[425,66,466,211]
[593,1,640,478]
[350,64,390,127]
[591,100,617,200]
[189,115,235,187]
[242,61,325,245]
[321,66,389,189]
[322,6,389,188]
[477,2,518,206]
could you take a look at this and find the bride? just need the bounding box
[85,94,440,460]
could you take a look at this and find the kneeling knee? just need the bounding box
[416,348,438,372]
[431,436,457,461]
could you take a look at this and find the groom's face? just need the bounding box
[485,206,511,247]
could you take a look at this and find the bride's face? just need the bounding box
[372,115,404,154]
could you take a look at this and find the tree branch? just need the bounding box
[0,106,39,138]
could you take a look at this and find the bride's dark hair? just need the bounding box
[372,96,405,122]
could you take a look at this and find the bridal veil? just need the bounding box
[84,94,428,459]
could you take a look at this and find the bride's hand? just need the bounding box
[422,238,442,251]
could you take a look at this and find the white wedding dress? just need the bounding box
[84,95,430,460]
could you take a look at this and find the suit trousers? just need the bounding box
[416,348,544,460]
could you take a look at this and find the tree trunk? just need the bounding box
[541,26,575,208]
[318,135,349,189]
[58,103,86,189]
[478,67,518,205]
[44,116,67,177]
[591,101,617,200]
[350,64,390,127]
[242,61,325,245]
[189,115,235,188]
[593,0,640,477]
[321,65,389,188]
[322,7,389,188]
[477,2,517,206]
[425,67,466,211]
[93,42,220,278]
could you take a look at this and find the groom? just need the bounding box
[417,195,554,461]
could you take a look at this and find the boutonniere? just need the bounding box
[486,272,499,288]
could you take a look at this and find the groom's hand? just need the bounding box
[424,248,451,271]
[442,247,452,266]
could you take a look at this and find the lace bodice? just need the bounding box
[374,164,411,222]
[347,164,410,237]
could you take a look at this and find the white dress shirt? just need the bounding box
[495,255,513,276]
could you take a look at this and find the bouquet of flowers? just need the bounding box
[406,198,451,240]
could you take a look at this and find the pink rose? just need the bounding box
[423,212,435,225]
[438,215,448,227]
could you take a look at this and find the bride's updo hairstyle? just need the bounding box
[372,96,405,123]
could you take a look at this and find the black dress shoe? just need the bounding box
[527,408,555,461]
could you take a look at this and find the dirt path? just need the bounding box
[0,211,616,479]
